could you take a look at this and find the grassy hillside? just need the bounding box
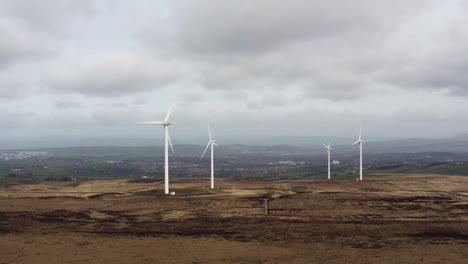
[369,163,468,176]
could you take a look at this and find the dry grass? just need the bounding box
[1,174,468,263]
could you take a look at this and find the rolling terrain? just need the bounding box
[1,174,467,263]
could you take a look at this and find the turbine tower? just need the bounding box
[322,142,332,180]
[200,124,217,189]
[352,127,364,181]
[137,105,174,194]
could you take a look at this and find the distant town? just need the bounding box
[0,151,52,161]
[1,145,467,181]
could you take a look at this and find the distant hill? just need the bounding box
[0,136,159,150]
[452,133,468,140]
[333,138,468,154]
[2,134,468,154]
[0,135,386,150]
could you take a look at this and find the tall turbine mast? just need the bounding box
[352,127,364,181]
[137,105,174,194]
[322,142,332,179]
[201,124,217,189]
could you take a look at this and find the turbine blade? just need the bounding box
[136,121,164,125]
[352,140,360,146]
[208,123,212,140]
[200,141,211,160]
[322,143,328,149]
[167,130,174,154]
[359,126,362,141]
[164,104,174,123]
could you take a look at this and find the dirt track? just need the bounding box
[1,174,467,263]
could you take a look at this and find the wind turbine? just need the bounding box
[137,105,174,194]
[322,141,332,180]
[352,127,364,181]
[200,124,217,189]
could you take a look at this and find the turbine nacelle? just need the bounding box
[323,142,332,150]
[136,105,174,127]
[352,126,364,145]
[201,124,217,160]
[135,121,172,127]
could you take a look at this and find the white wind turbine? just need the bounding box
[200,124,217,189]
[322,141,332,180]
[352,127,364,181]
[137,105,174,194]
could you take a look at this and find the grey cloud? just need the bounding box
[0,0,95,33]
[152,0,418,56]
[0,0,96,67]
[0,17,55,68]
[179,93,204,104]
[2,0,468,140]
[245,100,260,109]
[191,48,371,101]
[390,107,467,123]
[91,107,146,126]
[53,98,81,109]
[382,50,468,96]
[138,0,431,102]
[0,70,34,99]
[351,2,468,96]
[220,90,249,102]
[110,102,128,108]
[0,106,38,127]
[304,70,370,101]
[132,97,147,105]
[260,95,288,107]
[42,53,180,97]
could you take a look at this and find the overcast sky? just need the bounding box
[1,0,468,141]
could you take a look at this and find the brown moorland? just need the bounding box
[0,174,467,263]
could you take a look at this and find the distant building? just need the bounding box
[332,160,340,165]
[278,161,296,166]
